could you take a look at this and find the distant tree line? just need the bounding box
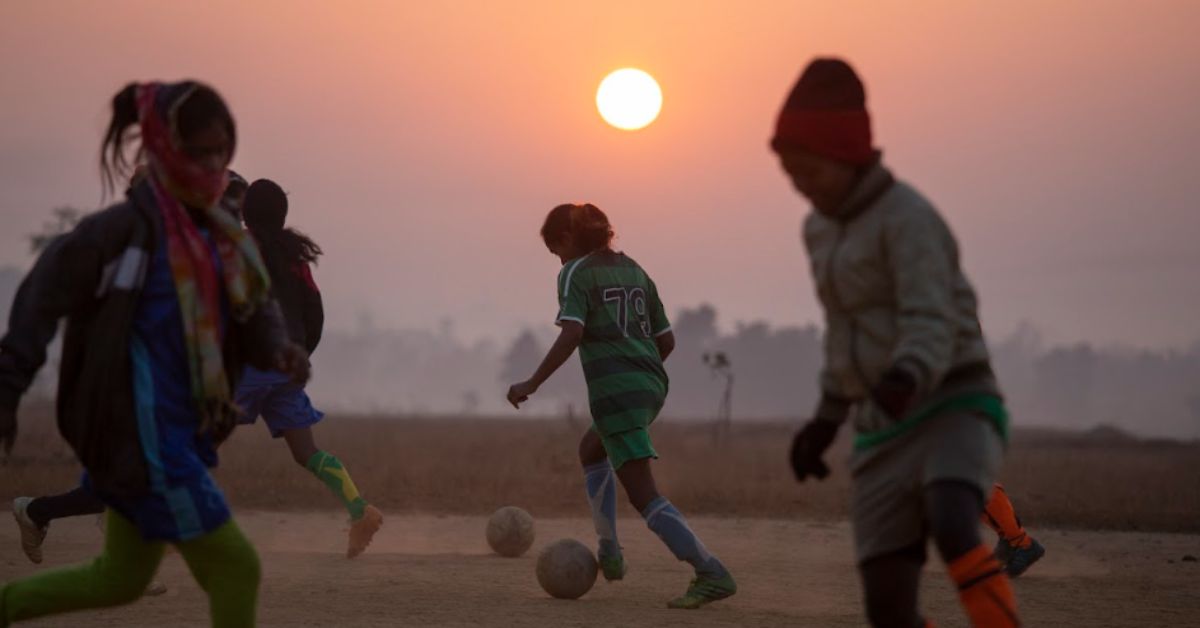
[3,207,1197,439]
[497,306,1200,439]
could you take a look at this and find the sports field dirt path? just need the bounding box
[4,511,1198,626]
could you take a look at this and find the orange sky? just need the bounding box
[2,0,1198,348]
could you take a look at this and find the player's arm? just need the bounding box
[655,330,675,362]
[0,225,104,452]
[879,205,957,417]
[298,262,324,355]
[507,321,583,408]
[647,278,673,361]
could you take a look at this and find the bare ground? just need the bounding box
[3,511,1199,627]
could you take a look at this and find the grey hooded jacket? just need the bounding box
[803,159,999,434]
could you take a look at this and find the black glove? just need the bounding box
[872,363,919,420]
[789,417,841,482]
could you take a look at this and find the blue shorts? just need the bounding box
[235,367,324,438]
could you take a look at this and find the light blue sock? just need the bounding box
[583,461,620,557]
[642,496,727,578]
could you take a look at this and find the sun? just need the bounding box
[596,68,662,131]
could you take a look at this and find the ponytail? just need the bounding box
[100,82,140,199]
[243,178,322,277]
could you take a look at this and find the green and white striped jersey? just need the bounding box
[556,250,671,430]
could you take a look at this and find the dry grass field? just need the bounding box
[3,403,1198,532]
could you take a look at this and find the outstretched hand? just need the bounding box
[506,380,538,409]
[275,343,311,385]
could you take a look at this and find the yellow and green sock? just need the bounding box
[306,451,368,521]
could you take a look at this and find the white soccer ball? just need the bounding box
[535,538,598,600]
[486,506,535,557]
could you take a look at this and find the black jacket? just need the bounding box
[271,259,323,356]
[0,180,291,497]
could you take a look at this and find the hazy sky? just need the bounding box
[2,0,1197,349]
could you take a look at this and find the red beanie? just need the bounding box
[770,58,874,165]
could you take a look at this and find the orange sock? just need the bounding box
[947,544,1020,627]
[982,484,1030,548]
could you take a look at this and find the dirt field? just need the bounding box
[2,511,1198,627]
[3,412,1199,625]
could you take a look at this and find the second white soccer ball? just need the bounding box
[486,506,535,557]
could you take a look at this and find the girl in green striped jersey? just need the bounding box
[506,203,736,609]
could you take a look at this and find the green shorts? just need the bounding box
[591,406,661,470]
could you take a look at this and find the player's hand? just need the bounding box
[0,401,17,459]
[871,363,918,420]
[275,343,311,385]
[506,380,538,409]
[789,417,840,482]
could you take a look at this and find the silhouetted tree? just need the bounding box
[675,303,718,344]
[703,351,734,441]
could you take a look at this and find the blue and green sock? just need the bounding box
[583,461,620,558]
[642,496,727,578]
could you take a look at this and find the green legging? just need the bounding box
[0,510,259,627]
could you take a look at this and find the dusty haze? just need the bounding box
[2,1,1199,437]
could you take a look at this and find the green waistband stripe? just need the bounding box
[853,393,1009,451]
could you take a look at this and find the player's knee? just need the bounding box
[577,432,606,466]
[615,460,659,512]
[93,560,157,605]
[931,523,980,562]
[193,532,261,595]
[925,481,984,561]
[228,542,262,588]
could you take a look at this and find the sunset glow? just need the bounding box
[0,1,1197,351]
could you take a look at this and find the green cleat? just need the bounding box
[598,553,626,581]
[667,572,737,609]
